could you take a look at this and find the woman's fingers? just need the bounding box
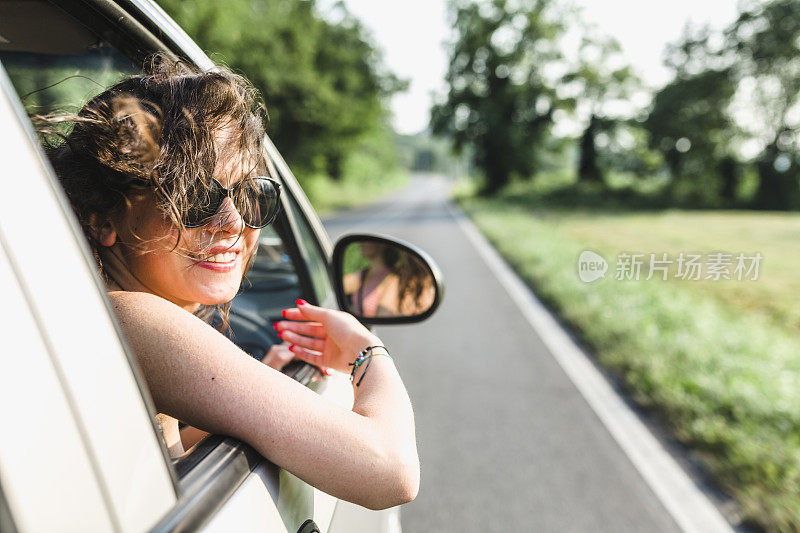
[274,320,325,338]
[282,302,326,322]
[288,344,323,364]
[284,345,334,376]
[294,300,327,321]
[263,341,333,376]
[278,329,325,353]
[281,307,305,321]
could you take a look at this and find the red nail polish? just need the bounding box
[281,309,287,318]
[273,323,279,331]
[288,344,296,352]
[296,299,308,306]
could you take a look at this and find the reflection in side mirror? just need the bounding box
[332,234,444,325]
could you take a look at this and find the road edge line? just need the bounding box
[447,201,733,533]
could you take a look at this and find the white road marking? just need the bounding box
[447,202,734,533]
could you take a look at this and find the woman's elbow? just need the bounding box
[396,457,420,505]
[364,454,420,510]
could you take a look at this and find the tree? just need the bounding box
[644,68,737,202]
[561,33,639,183]
[726,0,800,209]
[157,0,404,180]
[643,24,739,205]
[431,0,563,194]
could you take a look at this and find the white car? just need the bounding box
[0,1,443,531]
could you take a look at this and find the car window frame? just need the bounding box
[0,480,17,533]
[47,0,182,65]
[278,175,334,306]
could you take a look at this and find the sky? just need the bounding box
[320,1,741,135]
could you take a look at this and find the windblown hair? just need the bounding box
[382,247,430,315]
[38,55,269,329]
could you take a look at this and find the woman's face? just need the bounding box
[111,156,260,311]
[360,242,385,260]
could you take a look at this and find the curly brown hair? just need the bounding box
[38,56,270,329]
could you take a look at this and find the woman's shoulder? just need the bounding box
[342,272,359,294]
[109,290,189,312]
[107,291,210,333]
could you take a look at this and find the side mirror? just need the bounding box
[331,233,444,325]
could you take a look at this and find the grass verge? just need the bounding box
[458,179,800,531]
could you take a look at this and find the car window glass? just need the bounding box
[0,0,139,117]
[1,45,137,116]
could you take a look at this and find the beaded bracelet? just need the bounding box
[348,345,393,387]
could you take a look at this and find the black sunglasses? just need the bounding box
[183,176,281,229]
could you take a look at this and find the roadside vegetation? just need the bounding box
[434,0,800,528]
[457,175,800,530]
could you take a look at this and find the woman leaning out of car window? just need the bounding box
[37,56,419,510]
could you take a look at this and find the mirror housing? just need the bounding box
[331,233,444,325]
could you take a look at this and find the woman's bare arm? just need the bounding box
[109,291,418,510]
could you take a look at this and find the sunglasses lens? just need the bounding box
[184,181,226,227]
[241,177,280,228]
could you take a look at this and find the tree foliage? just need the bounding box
[643,66,737,202]
[727,0,800,209]
[643,0,800,209]
[431,0,564,194]
[157,0,404,180]
[561,33,639,183]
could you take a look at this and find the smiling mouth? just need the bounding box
[203,251,238,263]
[192,251,239,263]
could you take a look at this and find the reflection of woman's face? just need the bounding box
[360,241,384,260]
[114,174,259,311]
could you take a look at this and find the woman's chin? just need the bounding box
[193,285,239,306]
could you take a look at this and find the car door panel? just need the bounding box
[0,245,115,533]
[328,500,402,533]
[202,466,287,533]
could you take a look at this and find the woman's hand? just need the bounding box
[261,341,296,371]
[275,299,381,373]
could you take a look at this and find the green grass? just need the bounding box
[458,177,800,532]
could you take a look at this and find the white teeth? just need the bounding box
[203,252,237,263]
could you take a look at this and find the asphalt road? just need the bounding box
[323,174,681,532]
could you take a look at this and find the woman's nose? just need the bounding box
[207,196,244,234]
